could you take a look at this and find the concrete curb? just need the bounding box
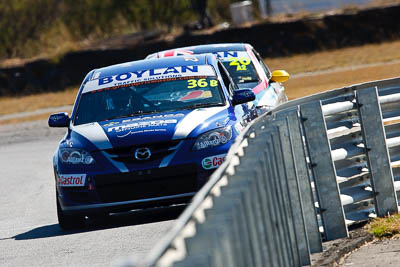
[310,228,374,266]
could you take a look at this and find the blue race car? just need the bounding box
[49,54,256,229]
[146,43,290,115]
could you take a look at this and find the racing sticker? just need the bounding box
[107,119,178,134]
[103,113,185,127]
[179,90,212,101]
[213,51,252,71]
[58,174,86,187]
[202,154,226,170]
[187,78,218,89]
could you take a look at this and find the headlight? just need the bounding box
[193,127,233,150]
[59,148,95,164]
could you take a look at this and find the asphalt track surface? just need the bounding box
[0,120,183,267]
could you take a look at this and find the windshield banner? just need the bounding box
[83,65,216,93]
[214,51,250,61]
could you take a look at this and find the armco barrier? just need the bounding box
[120,77,400,267]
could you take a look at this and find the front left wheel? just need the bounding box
[57,197,86,230]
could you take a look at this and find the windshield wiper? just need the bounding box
[238,79,261,84]
[106,110,160,121]
[131,110,160,115]
[177,103,224,110]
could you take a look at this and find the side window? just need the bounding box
[217,61,236,96]
[252,49,272,79]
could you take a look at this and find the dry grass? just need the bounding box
[0,113,54,126]
[0,87,78,116]
[265,40,400,74]
[367,214,400,238]
[284,61,400,100]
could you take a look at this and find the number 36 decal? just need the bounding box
[188,79,218,88]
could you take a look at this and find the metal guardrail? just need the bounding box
[120,77,400,267]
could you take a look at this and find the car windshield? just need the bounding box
[206,50,260,84]
[74,76,225,125]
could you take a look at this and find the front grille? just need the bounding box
[103,140,181,163]
[62,188,90,202]
[94,164,197,203]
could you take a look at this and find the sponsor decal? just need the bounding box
[121,113,184,123]
[212,51,250,61]
[212,51,238,59]
[103,121,120,127]
[58,174,86,187]
[83,65,216,93]
[108,119,178,135]
[202,154,226,170]
[103,113,185,127]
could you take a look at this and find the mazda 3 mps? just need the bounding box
[49,54,257,229]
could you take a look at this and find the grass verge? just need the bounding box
[367,214,400,238]
[0,86,77,116]
[265,40,400,75]
[0,113,55,126]
[284,60,400,100]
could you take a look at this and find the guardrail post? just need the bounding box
[267,127,302,266]
[277,109,323,253]
[239,129,296,266]
[356,87,398,216]
[300,101,348,240]
[269,116,311,265]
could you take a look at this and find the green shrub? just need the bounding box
[369,214,400,238]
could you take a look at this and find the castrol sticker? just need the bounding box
[202,154,226,170]
[58,174,86,187]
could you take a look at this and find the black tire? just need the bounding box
[57,197,86,230]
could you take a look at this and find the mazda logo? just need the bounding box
[134,147,151,160]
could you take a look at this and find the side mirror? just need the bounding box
[48,112,70,127]
[232,89,255,106]
[270,70,290,83]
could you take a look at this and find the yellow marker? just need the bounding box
[229,57,250,71]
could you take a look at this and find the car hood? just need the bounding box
[70,106,230,149]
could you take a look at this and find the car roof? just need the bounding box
[148,43,251,59]
[91,54,213,80]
